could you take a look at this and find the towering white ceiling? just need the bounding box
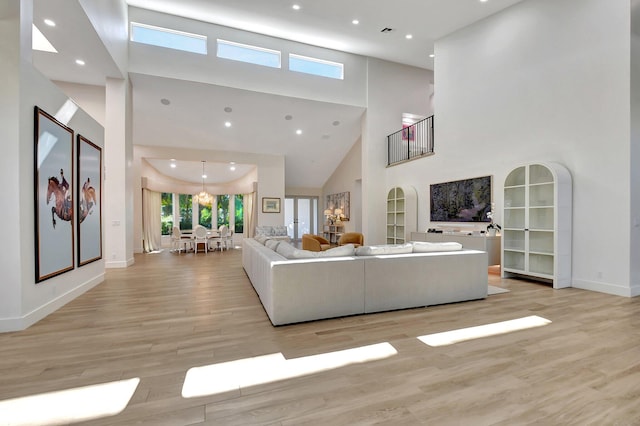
[32,0,524,187]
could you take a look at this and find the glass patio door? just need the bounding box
[285,196,318,242]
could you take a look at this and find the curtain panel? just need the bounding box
[142,189,162,252]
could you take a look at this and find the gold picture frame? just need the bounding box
[262,197,281,213]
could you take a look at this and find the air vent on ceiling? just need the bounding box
[380,27,394,33]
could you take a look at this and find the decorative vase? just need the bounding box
[488,228,497,237]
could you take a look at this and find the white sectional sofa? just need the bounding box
[242,238,488,326]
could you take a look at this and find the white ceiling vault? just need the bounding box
[32,0,524,188]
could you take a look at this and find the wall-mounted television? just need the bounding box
[430,175,492,223]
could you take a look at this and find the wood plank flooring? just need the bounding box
[1,248,640,425]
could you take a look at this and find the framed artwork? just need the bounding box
[326,192,350,221]
[262,197,281,213]
[402,124,415,142]
[34,106,75,282]
[77,134,102,266]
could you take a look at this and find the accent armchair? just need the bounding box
[302,234,331,252]
[338,232,364,248]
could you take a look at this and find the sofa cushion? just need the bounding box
[255,235,269,244]
[265,239,282,251]
[412,241,463,253]
[355,243,413,256]
[275,241,314,259]
[316,244,355,258]
[275,242,355,259]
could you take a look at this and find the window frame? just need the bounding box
[130,22,207,55]
[288,53,344,80]
[216,39,281,69]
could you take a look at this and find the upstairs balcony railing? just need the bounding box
[387,115,434,166]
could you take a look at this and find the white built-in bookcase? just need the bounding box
[502,162,572,288]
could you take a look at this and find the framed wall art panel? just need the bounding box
[34,106,75,282]
[77,134,102,266]
[262,197,281,213]
[326,192,350,220]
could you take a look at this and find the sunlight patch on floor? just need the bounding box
[417,315,552,347]
[182,342,397,398]
[0,377,140,426]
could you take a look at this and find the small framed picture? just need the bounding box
[262,197,281,213]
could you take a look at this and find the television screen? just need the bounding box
[430,176,492,222]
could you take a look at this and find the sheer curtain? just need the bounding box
[244,191,257,238]
[142,189,162,252]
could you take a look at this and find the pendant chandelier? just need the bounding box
[194,160,213,206]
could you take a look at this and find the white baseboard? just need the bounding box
[0,274,104,333]
[105,257,135,269]
[572,278,637,297]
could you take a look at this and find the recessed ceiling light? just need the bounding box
[405,34,413,40]
[75,59,85,66]
[296,129,302,135]
[224,106,232,113]
[44,19,56,27]
[230,166,236,171]
[160,98,170,105]
[202,174,207,179]
[332,121,340,126]
[284,114,293,121]
[352,19,359,25]
[170,163,177,168]
[292,4,301,10]
[225,121,232,128]
[480,0,488,2]
[230,161,236,165]
[429,54,435,58]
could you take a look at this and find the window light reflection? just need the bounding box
[182,342,397,398]
[418,315,552,347]
[0,377,140,426]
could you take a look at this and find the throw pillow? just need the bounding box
[255,235,269,245]
[275,242,318,259]
[412,241,463,253]
[275,241,297,258]
[255,226,269,236]
[265,239,281,251]
[273,225,288,236]
[316,244,355,258]
[355,243,413,256]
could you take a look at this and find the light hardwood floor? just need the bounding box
[1,248,640,425]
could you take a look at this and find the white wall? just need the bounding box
[631,1,640,291]
[79,0,128,77]
[128,7,368,108]
[420,0,632,295]
[362,58,434,245]
[53,81,106,127]
[1,0,105,332]
[323,138,362,234]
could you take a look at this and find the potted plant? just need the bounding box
[486,209,501,236]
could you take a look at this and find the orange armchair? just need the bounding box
[302,234,331,252]
[338,232,364,248]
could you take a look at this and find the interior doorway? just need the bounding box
[284,196,319,243]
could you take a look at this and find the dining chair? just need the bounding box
[217,225,230,251]
[225,229,234,250]
[193,225,209,253]
[171,226,193,253]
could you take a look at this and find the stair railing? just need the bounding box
[387,115,434,166]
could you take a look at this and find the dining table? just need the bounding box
[180,228,223,251]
